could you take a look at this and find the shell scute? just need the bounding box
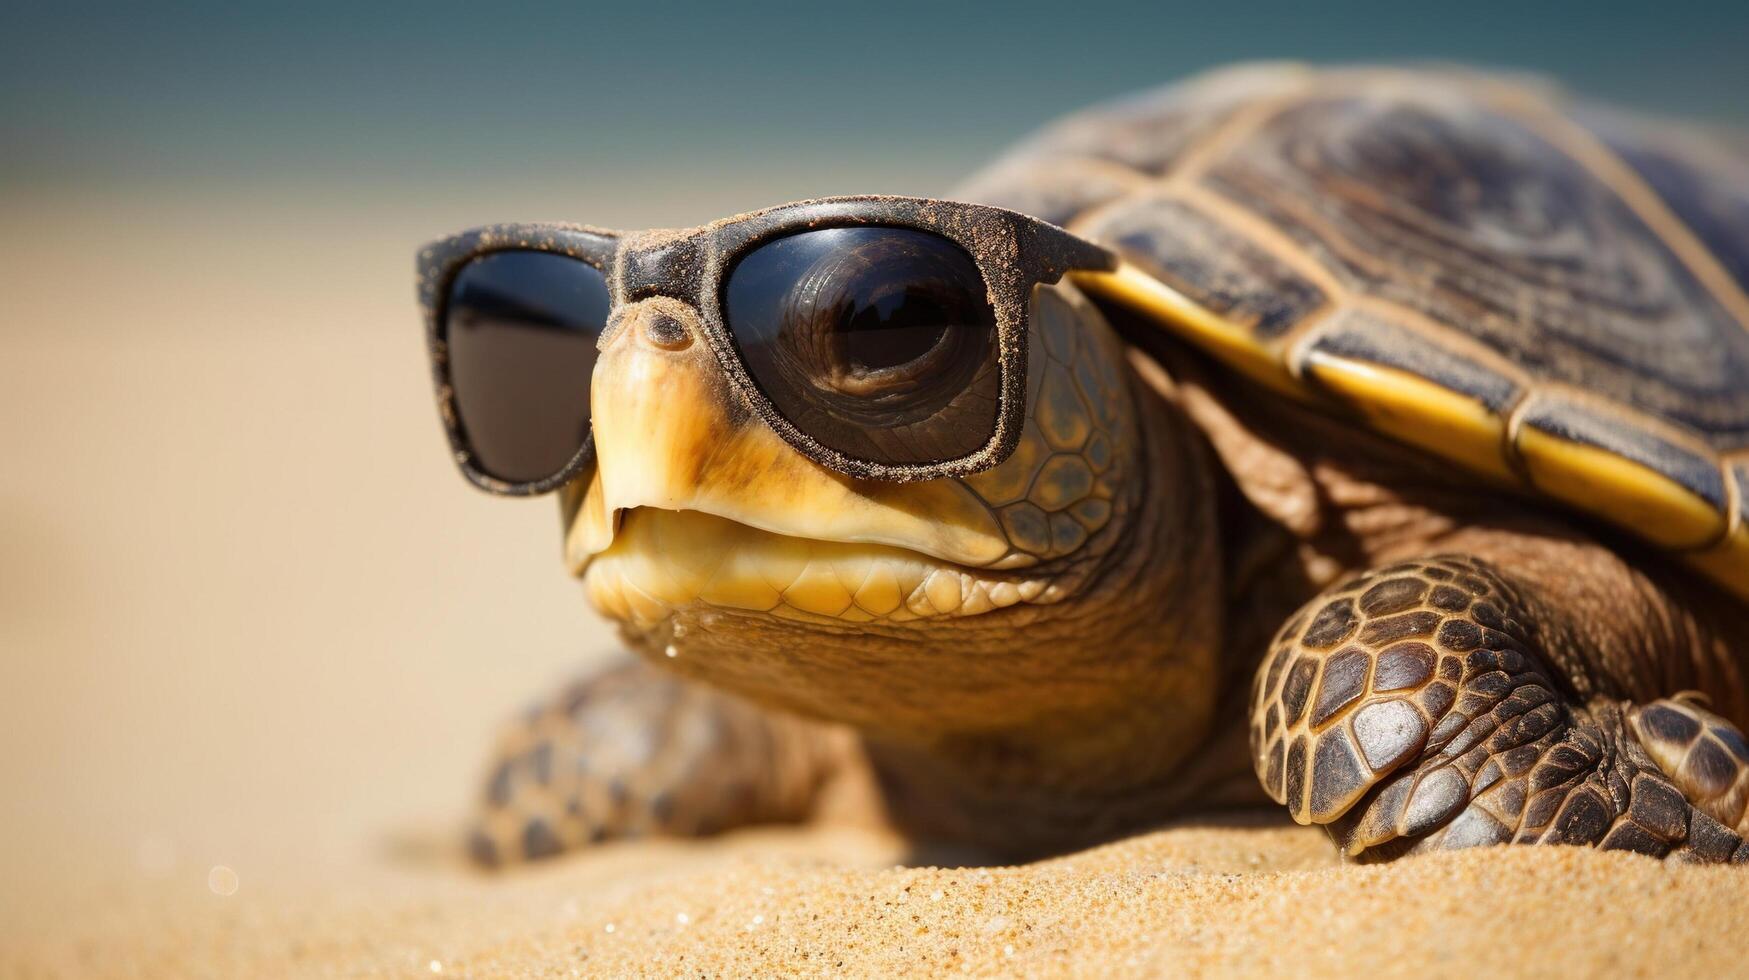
[958,65,1749,598]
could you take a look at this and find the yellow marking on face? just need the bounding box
[584,508,1051,628]
[1035,368,1094,451]
[1298,352,1516,484]
[1514,426,1725,551]
[854,566,903,617]
[1033,454,1095,509]
[963,429,1049,507]
[566,298,1012,571]
[570,281,1138,627]
[960,280,1135,565]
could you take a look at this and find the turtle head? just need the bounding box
[567,265,1211,739]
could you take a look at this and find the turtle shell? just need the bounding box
[958,64,1749,601]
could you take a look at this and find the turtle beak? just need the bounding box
[564,298,1014,573]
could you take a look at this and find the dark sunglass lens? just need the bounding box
[443,251,611,484]
[723,227,998,466]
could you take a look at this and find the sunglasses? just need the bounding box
[418,196,1115,495]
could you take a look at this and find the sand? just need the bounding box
[4,181,1746,980]
[5,819,1747,978]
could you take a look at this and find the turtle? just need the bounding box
[417,63,1749,868]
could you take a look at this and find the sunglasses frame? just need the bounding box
[418,195,1115,496]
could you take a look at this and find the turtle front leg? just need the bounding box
[1249,553,1749,863]
[468,659,857,867]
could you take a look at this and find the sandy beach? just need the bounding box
[5,135,1748,978]
[7,818,1747,977]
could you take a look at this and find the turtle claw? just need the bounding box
[1250,555,1749,863]
[1629,696,1749,835]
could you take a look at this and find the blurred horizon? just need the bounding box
[3,0,1748,923]
[7,3,1748,208]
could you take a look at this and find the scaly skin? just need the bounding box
[1213,375,1749,862]
[1252,548,1749,862]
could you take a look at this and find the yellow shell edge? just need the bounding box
[1685,523,1749,603]
[1079,261,1749,600]
[1514,425,1725,551]
[1070,264,1303,399]
[1298,352,1516,485]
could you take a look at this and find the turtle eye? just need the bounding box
[724,227,1000,466]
